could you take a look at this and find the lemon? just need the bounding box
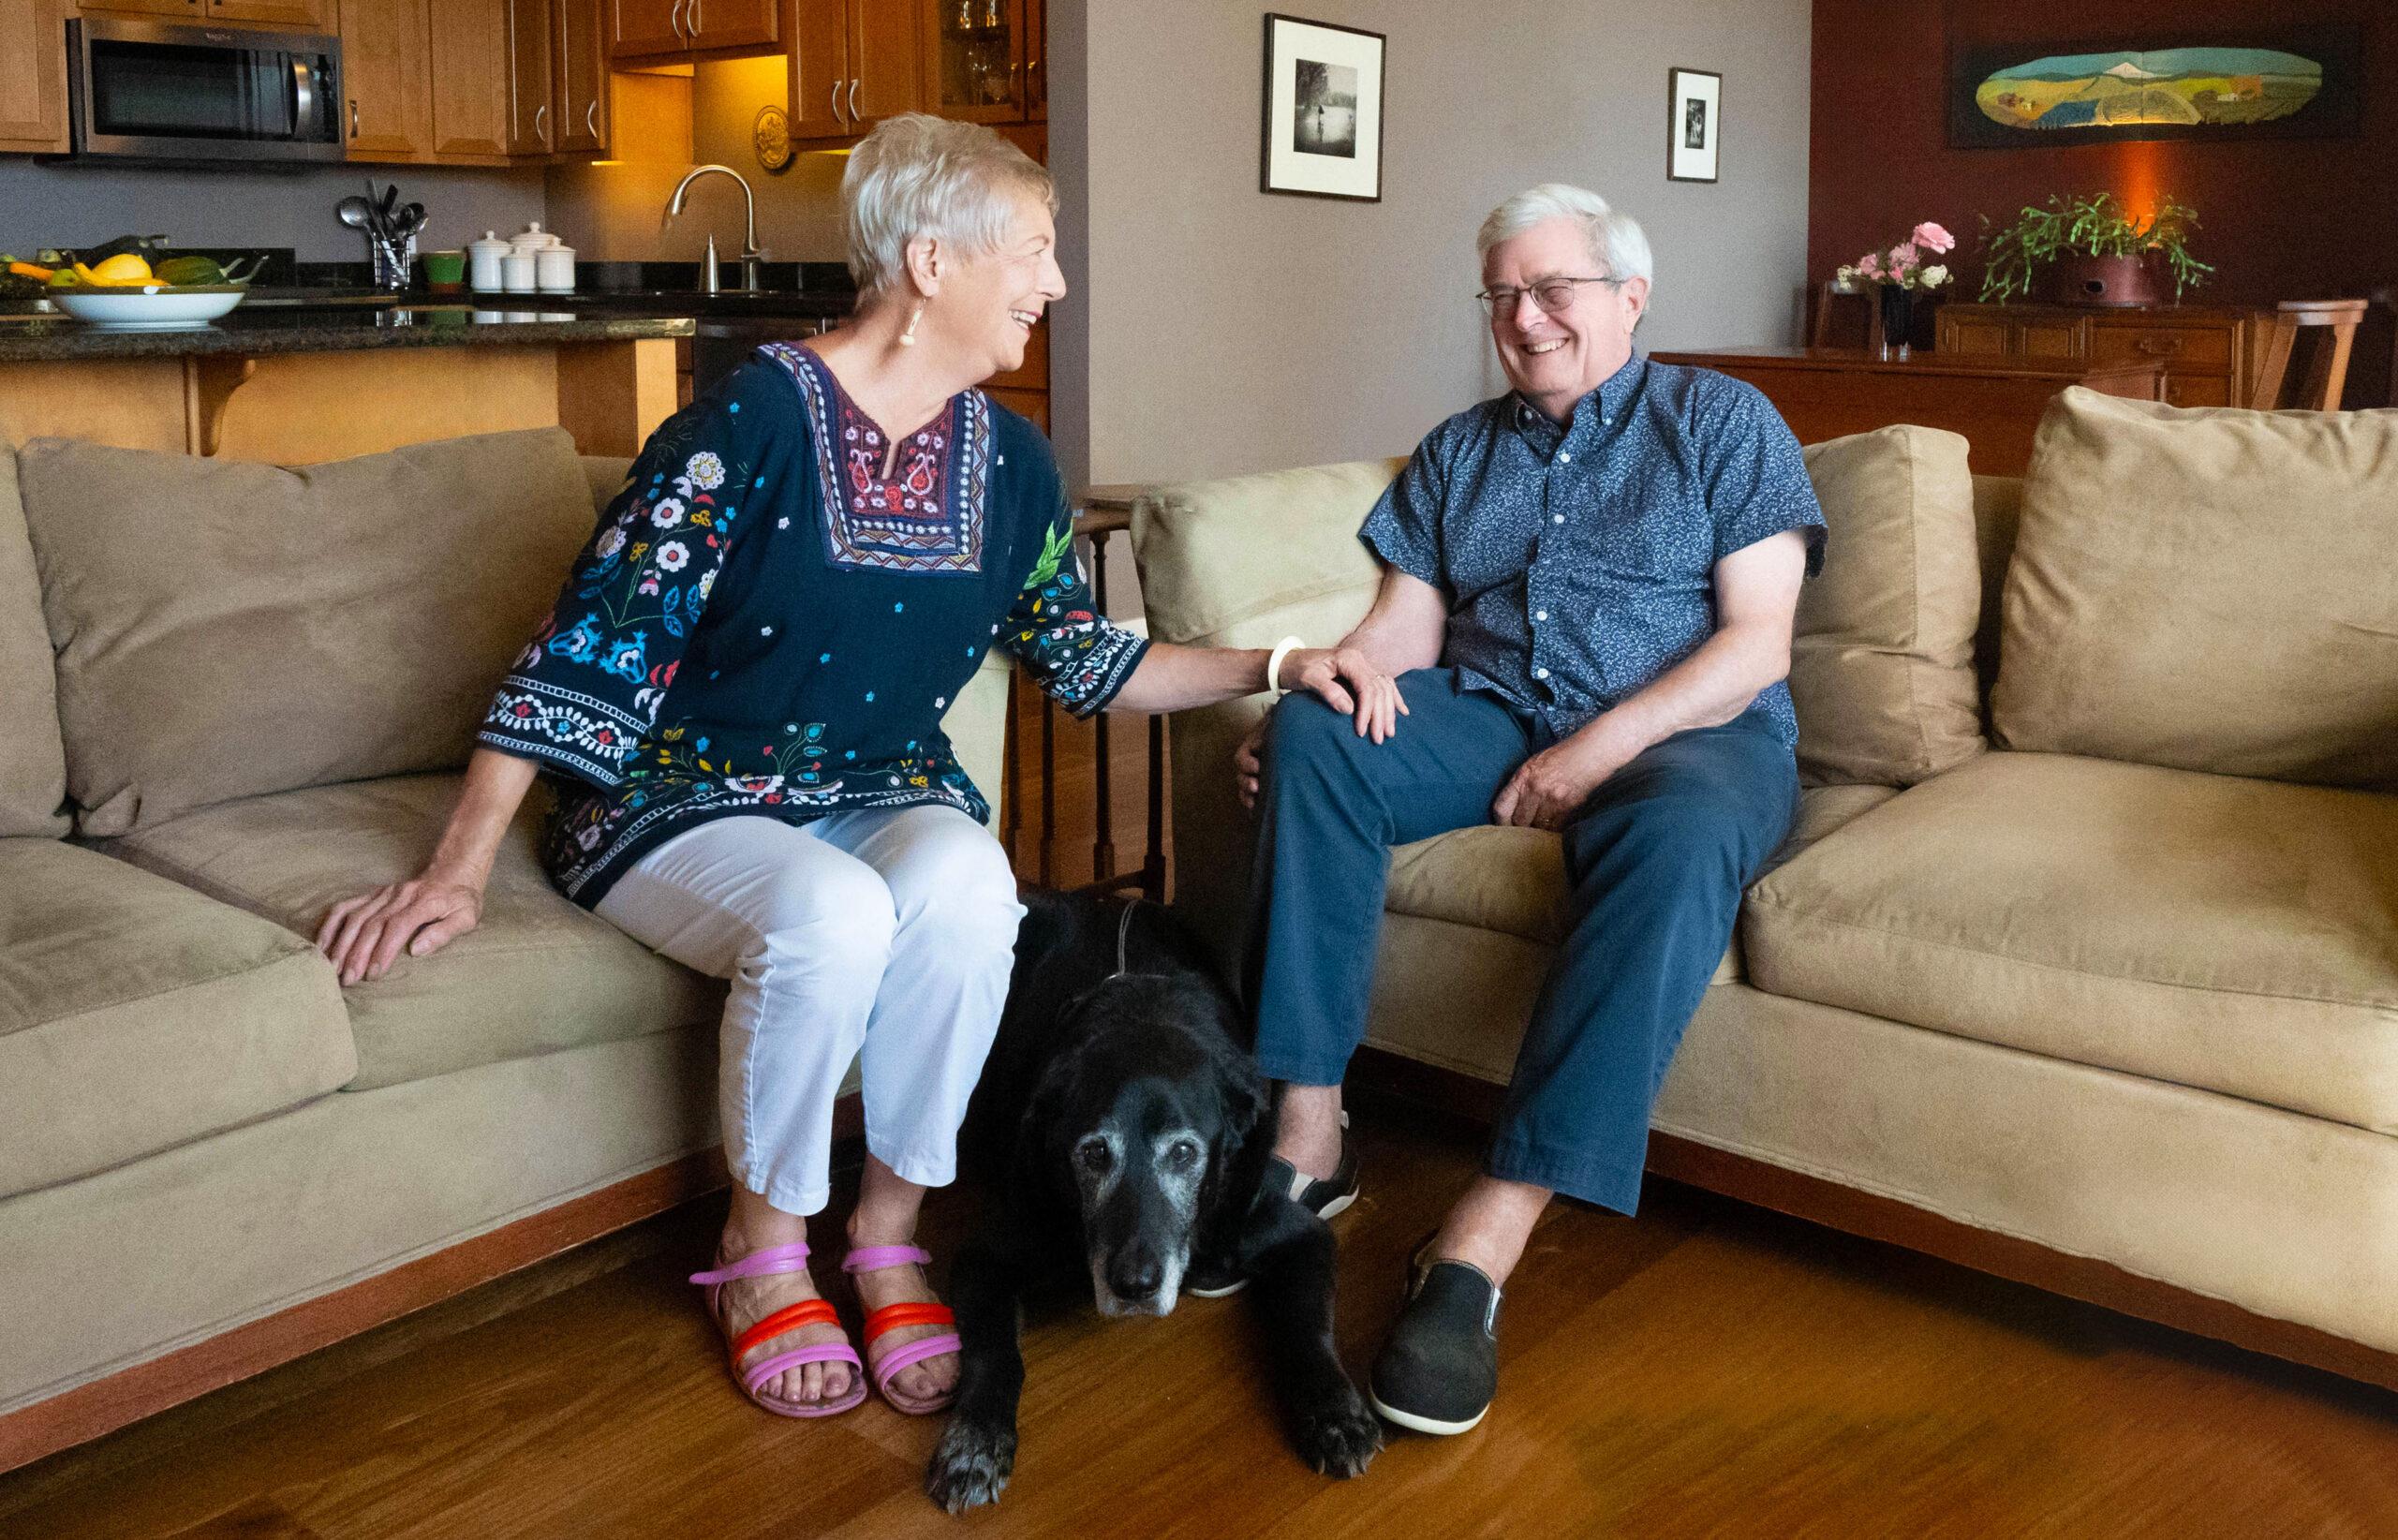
[88,253,155,285]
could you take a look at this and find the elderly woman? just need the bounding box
[319,115,1387,1421]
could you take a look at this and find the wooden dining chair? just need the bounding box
[1811,280,1885,353]
[2248,299,2369,410]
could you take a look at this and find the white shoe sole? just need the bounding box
[1368,1387,1488,1436]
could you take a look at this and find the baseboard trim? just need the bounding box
[1349,1045,2398,1397]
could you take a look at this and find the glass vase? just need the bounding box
[1877,283,1915,359]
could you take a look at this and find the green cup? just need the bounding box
[424,249,467,292]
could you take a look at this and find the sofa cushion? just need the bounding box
[19,428,601,836]
[1991,389,2398,790]
[1384,784,1899,985]
[0,444,69,837]
[0,837,353,1197]
[101,774,725,1090]
[1132,458,1402,649]
[1790,426,1983,788]
[1741,751,2398,1133]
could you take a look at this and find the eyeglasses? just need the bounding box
[1476,275,1625,317]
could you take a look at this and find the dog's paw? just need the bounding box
[1294,1389,1383,1478]
[925,1418,1017,1513]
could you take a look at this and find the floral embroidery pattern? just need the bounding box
[761,341,991,574]
[999,514,1148,718]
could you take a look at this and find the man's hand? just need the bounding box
[1282,647,1408,743]
[1491,717,1643,832]
[316,868,487,986]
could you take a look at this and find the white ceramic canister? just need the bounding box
[501,249,538,294]
[466,231,511,291]
[511,222,559,258]
[536,244,576,294]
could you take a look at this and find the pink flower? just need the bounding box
[1910,221,1956,255]
[1856,253,1883,279]
[1889,242,1920,270]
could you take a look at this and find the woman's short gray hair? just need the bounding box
[1476,183,1653,289]
[843,113,1056,296]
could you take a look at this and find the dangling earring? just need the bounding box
[899,304,923,347]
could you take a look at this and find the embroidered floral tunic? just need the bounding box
[479,343,1148,909]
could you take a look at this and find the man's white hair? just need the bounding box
[843,113,1056,296]
[1476,183,1653,289]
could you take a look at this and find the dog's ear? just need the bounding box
[1215,1058,1266,1153]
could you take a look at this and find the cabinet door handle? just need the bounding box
[832,80,846,126]
[669,0,685,38]
[689,0,701,37]
[535,104,549,146]
[348,99,359,140]
[586,100,599,139]
[2136,336,2184,357]
[848,77,861,124]
[1009,60,1020,98]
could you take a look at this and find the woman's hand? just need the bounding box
[1233,716,1268,810]
[316,867,487,986]
[1282,647,1409,744]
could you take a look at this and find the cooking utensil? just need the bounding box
[337,196,374,233]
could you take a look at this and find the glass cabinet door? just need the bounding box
[925,0,1027,123]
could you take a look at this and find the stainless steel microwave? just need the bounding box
[67,17,343,164]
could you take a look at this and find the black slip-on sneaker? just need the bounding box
[1185,1133,1360,1298]
[1367,1254,1502,1435]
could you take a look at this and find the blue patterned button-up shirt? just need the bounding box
[1359,353,1825,746]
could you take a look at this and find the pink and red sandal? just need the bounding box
[689,1241,866,1418]
[842,1244,962,1416]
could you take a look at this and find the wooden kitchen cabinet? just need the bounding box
[611,0,774,60]
[554,0,609,153]
[0,0,71,154]
[789,0,920,140]
[343,0,435,162]
[79,0,336,24]
[920,0,1027,124]
[1935,303,2269,409]
[428,0,513,161]
[505,0,555,154]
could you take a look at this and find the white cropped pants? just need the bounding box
[595,806,1025,1216]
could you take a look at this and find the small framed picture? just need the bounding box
[1261,13,1386,202]
[1667,67,1723,183]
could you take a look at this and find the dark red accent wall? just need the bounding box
[1808,0,2397,396]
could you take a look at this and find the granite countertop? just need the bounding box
[0,304,703,363]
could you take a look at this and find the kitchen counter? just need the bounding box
[0,305,698,364]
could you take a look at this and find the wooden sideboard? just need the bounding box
[1934,303,2269,409]
[1649,347,2166,477]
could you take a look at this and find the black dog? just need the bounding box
[924,889,1382,1512]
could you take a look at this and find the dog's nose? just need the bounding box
[1110,1251,1163,1301]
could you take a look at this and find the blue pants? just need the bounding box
[1248,668,1798,1214]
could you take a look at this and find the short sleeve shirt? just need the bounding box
[1358,353,1825,745]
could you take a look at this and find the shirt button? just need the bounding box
[1602,416,1614,426]
[1533,667,1550,680]
[1552,514,1564,525]
[1535,610,1548,621]
[1557,451,1572,464]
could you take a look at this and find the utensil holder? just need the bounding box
[370,231,419,292]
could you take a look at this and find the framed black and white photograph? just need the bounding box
[1667,67,1723,183]
[1261,14,1386,201]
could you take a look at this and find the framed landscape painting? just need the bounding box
[1667,67,1722,183]
[1947,26,2363,147]
[1261,14,1386,201]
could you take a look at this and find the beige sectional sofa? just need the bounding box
[1132,388,2398,1388]
[0,428,1012,1469]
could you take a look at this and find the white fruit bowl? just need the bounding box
[52,287,247,328]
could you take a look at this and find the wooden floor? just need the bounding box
[5,1100,2393,1540]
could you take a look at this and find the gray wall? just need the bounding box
[0,161,546,264]
[1050,0,1813,489]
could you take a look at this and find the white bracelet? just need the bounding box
[1266,635,1307,695]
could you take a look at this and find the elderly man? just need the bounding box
[1221,184,1825,1434]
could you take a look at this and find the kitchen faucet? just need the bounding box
[664,164,765,294]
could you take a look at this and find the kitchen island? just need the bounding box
[0,297,841,463]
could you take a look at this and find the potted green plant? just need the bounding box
[1976,192,2214,306]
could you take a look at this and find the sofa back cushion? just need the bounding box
[0,443,70,837]
[1132,458,1404,650]
[1790,426,1983,787]
[1992,389,2398,789]
[20,428,600,835]
[1968,474,2023,699]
